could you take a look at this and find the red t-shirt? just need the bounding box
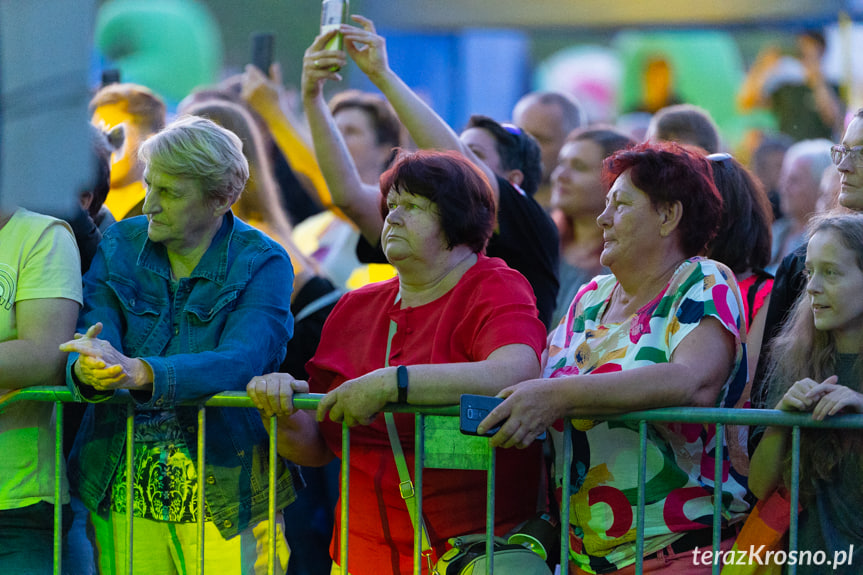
[737,273,774,334]
[306,255,548,575]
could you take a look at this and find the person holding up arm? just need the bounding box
[302,18,560,328]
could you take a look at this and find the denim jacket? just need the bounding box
[67,213,302,538]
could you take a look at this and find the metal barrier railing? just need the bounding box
[4,387,863,575]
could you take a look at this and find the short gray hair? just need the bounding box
[784,138,833,186]
[139,115,249,205]
[648,104,720,154]
[514,91,586,134]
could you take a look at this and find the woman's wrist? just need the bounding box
[370,68,397,93]
[131,358,154,391]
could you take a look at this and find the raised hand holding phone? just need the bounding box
[320,0,348,70]
[250,32,274,77]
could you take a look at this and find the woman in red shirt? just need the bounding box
[248,150,548,574]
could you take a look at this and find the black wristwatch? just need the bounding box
[396,365,409,404]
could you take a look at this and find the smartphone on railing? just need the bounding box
[460,394,546,440]
[460,394,503,437]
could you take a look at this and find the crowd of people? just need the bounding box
[2,12,863,575]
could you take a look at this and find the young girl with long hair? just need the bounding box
[749,212,863,573]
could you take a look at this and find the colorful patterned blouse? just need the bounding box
[546,257,750,574]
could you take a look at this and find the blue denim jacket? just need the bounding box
[67,213,302,538]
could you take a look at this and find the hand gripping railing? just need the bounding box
[4,388,863,575]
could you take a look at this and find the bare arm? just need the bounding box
[748,376,826,499]
[806,71,842,129]
[0,297,79,389]
[749,426,789,500]
[800,43,842,129]
[341,16,501,202]
[316,343,540,427]
[241,65,332,209]
[482,317,737,448]
[737,46,781,111]
[301,31,385,244]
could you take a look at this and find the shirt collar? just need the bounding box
[136,212,235,284]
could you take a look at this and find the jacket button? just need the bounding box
[187,426,195,433]
[223,520,232,528]
[206,476,216,484]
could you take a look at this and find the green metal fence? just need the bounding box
[4,387,863,575]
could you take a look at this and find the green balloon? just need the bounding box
[96,0,223,105]
[615,30,776,147]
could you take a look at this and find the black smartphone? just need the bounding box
[460,394,504,437]
[101,69,120,86]
[250,32,274,76]
[459,393,547,440]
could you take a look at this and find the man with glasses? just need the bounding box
[751,109,863,418]
[831,122,863,211]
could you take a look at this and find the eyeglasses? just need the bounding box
[830,145,863,166]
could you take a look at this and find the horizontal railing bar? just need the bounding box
[10,388,863,429]
[26,385,862,574]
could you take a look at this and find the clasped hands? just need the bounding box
[59,322,151,392]
[776,375,863,420]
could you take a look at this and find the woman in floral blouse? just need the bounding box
[480,141,751,574]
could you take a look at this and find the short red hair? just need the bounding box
[603,141,723,257]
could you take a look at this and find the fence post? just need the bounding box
[268,413,278,575]
[53,401,63,575]
[340,422,350,574]
[485,444,496,575]
[712,422,724,575]
[196,406,207,575]
[635,420,647,575]
[125,403,135,575]
[788,426,801,575]
[560,425,572,573]
[413,413,425,575]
